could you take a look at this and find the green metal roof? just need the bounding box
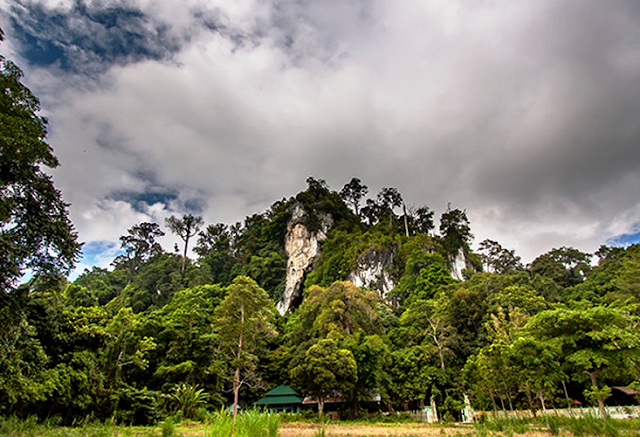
[263,385,299,397]
[252,385,302,406]
[253,395,303,405]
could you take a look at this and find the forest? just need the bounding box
[2,25,640,426]
[3,174,640,424]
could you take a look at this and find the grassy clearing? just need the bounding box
[1,413,638,437]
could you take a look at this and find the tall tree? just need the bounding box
[117,222,164,281]
[412,206,435,235]
[399,294,457,372]
[0,28,80,290]
[214,276,277,418]
[531,246,592,288]
[439,207,473,258]
[291,281,384,342]
[194,223,236,285]
[377,187,403,227]
[508,335,563,415]
[165,214,204,272]
[528,304,640,416]
[360,198,380,226]
[340,178,368,216]
[478,239,522,274]
[288,281,388,416]
[194,223,230,257]
[290,338,357,417]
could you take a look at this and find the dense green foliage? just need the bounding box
[0,29,80,291]
[4,172,640,425]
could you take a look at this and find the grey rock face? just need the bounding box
[346,247,395,300]
[276,203,333,315]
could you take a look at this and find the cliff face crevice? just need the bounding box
[347,246,396,300]
[276,203,333,315]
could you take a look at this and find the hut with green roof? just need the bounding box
[253,385,303,413]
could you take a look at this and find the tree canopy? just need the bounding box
[0,29,80,291]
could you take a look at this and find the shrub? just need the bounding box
[205,409,279,437]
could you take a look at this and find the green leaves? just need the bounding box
[0,35,80,290]
[290,338,357,416]
[439,208,472,257]
[168,383,209,419]
[524,304,640,414]
[213,276,278,416]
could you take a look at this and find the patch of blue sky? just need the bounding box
[606,230,640,247]
[108,188,205,214]
[81,240,123,266]
[8,1,180,73]
[110,190,178,213]
[69,240,123,281]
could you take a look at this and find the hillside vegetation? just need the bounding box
[3,177,640,425]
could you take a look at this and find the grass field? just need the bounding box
[2,414,639,437]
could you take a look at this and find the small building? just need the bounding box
[253,385,303,413]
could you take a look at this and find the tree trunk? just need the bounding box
[232,304,245,419]
[498,394,507,417]
[403,204,409,237]
[562,380,573,417]
[181,235,190,272]
[233,365,240,419]
[127,257,136,285]
[506,391,514,412]
[428,321,446,372]
[490,390,498,415]
[525,390,537,418]
[502,381,514,412]
[437,347,446,372]
[352,396,359,419]
[318,397,325,418]
[537,391,547,414]
[587,369,606,417]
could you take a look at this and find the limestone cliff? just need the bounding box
[346,247,395,300]
[450,248,471,281]
[276,203,333,315]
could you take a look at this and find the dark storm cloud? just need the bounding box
[8,0,181,74]
[468,2,640,214]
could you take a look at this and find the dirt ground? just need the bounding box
[277,422,475,437]
[172,421,554,437]
[172,421,473,437]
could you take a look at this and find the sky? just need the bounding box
[2,0,640,277]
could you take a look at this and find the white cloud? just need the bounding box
[5,0,640,268]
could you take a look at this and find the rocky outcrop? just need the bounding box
[450,248,470,281]
[277,203,333,315]
[347,247,395,300]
